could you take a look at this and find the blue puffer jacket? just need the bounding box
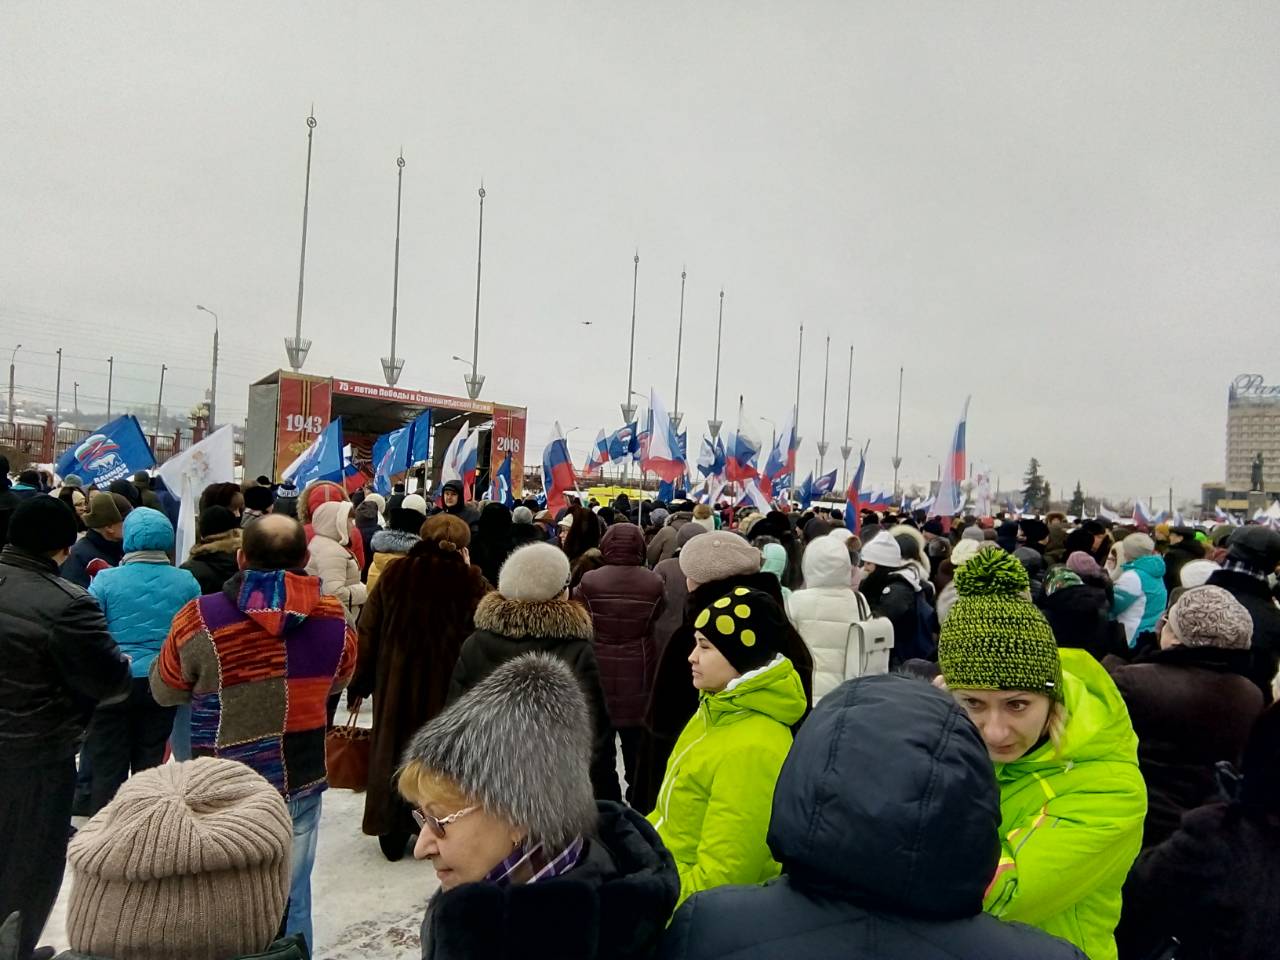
[1123,554,1168,639]
[89,507,200,678]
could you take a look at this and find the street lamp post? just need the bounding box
[286,109,317,371]
[382,154,407,387]
[817,335,830,475]
[73,381,79,418]
[622,252,639,423]
[465,184,486,399]
[7,344,20,425]
[892,366,904,498]
[709,289,724,439]
[672,267,686,431]
[196,305,219,430]
[839,344,853,491]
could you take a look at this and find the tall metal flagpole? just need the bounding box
[154,364,168,442]
[106,356,114,419]
[793,323,804,448]
[672,267,686,430]
[465,183,486,399]
[840,344,853,492]
[709,289,724,439]
[622,252,639,423]
[54,348,62,429]
[381,153,406,387]
[817,335,830,475]
[286,110,317,371]
[892,366,904,498]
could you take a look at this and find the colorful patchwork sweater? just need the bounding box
[150,568,358,801]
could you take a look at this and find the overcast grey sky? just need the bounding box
[4,2,1278,501]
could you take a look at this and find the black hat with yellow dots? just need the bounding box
[694,586,788,674]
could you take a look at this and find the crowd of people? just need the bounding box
[2,455,1279,960]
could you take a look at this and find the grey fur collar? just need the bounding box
[371,528,420,554]
[474,592,594,641]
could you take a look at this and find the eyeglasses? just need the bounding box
[411,805,477,839]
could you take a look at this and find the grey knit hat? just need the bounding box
[66,759,291,960]
[1166,585,1254,651]
[401,653,596,847]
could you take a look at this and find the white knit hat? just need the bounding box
[402,493,428,516]
[860,531,905,568]
[498,542,571,601]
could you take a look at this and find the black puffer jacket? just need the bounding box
[449,593,621,801]
[0,546,132,766]
[1208,568,1280,702]
[659,675,1085,960]
[421,802,679,960]
[1040,582,1115,661]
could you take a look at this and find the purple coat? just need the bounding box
[575,523,664,727]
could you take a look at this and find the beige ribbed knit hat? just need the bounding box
[66,758,292,960]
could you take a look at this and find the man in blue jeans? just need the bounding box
[151,515,357,951]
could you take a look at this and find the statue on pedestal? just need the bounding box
[1251,452,1264,492]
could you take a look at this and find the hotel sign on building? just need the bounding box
[1227,374,1280,491]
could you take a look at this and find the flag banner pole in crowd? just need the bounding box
[281,417,345,488]
[439,422,480,500]
[929,395,969,519]
[54,414,156,489]
[489,452,516,507]
[845,447,867,534]
[640,388,688,482]
[156,425,235,565]
[583,428,610,477]
[541,420,577,515]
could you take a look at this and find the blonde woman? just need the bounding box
[937,549,1146,960]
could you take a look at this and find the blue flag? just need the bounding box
[490,454,515,507]
[796,472,815,509]
[56,415,155,489]
[282,417,345,487]
[813,469,838,499]
[657,479,675,503]
[372,425,412,496]
[607,422,639,461]
[407,409,432,465]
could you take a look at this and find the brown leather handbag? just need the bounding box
[325,699,371,792]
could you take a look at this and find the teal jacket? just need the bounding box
[89,508,200,678]
[1123,554,1167,638]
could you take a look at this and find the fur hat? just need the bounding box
[1166,585,1253,651]
[401,493,429,516]
[512,505,534,525]
[498,542,571,601]
[9,495,79,553]
[1179,558,1219,589]
[949,537,983,567]
[1227,526,1280,573]
[939,550,1063,702]
[860,531,905,569]
[401,653,596,848]
[421,513,470,551]
[679,531,761,586]
[66,759,290,960]
[1122,532,1156,561]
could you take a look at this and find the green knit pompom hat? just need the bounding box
[938,549,1064,701]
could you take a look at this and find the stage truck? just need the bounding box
[243,369,528,496]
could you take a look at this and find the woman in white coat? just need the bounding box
[306,499,368,626]
[786,535,872,702]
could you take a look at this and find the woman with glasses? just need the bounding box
[398,653,679,960]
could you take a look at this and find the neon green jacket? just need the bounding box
[984,647,1147,960]
[647,655,806,908]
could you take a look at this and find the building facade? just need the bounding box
[1226,374,1280,491]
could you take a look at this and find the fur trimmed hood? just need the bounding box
[474,591,594,641]
[188,528,241,558]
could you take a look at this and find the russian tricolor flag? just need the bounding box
[845,451,866,535]
[930,396,970,518]
[724,421,762,483]
[640,389,688,483]
[440,423,480,501]
[583,429,610,477]
[542,421,578,515]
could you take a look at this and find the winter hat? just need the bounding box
[197,505,239,540]
[938,550,1063,701]
[512,505,534,525]
[922,517,946,537]
[650,508,670,528]
[1166,585,1253,651]
[1226,526,1280,573]
[402,493,429,516]
[400,653,596,848]
[1122,533,1156,562]
[1179,558,1219,589]
[8,495,79,553]
[66,759,291,960]
[498,542,571,601]
[242,485,274,512]
[440,479,465,499]
[109,479,142,508]
[860,531,905,569]
[961,525,986,542]
[694,586,788,674]
[676,522,707,549]
[421,513,471,552]
[1043,568,1083,596]
[365,492,386,516]
[949,538,982,567]
[679,530,761,586]
[558,513,574,529]
[1153,523,1171,543]
[61,474,84,490]
[1066,550,1104,580]
[84,491,124,530]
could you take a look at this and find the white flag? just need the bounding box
[157,426,236,565]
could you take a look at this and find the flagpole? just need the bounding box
[672,267,685,431]
[840,344,853,495]
[817,334,830,476]
[381,152,406,387]
[793,323,804,447]
[892,365,904,499]
[622,252,639,423]
[286,108,316,372]
[465,183,487,400]
[709,289,724,439]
